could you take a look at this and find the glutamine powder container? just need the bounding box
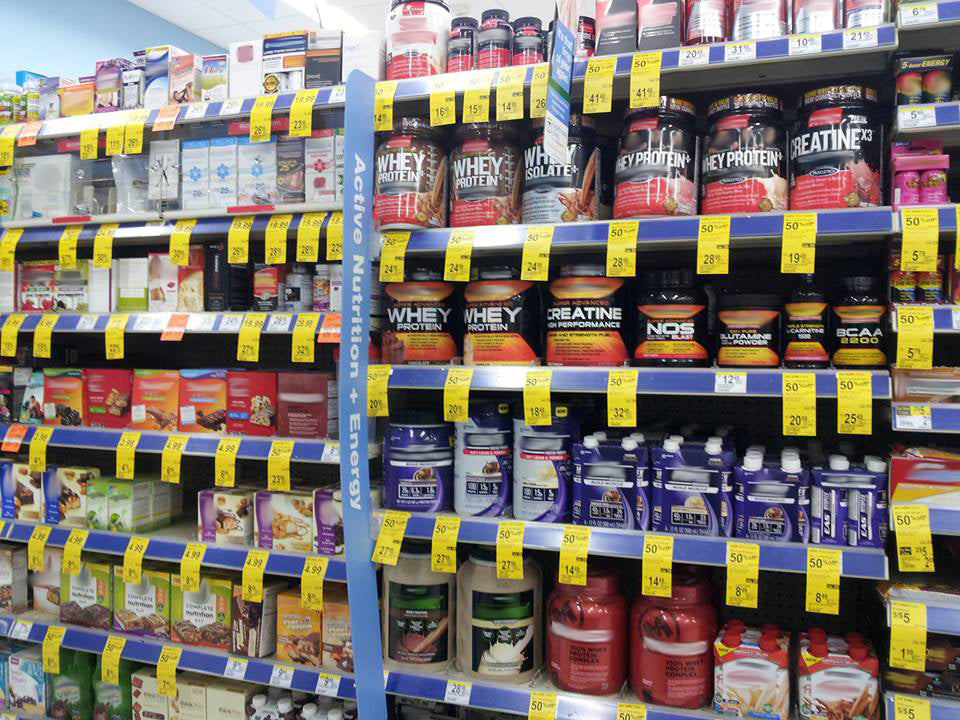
[383,266,458,364]
[513,404,581,522]
[386,0,451,79]
[546,264,630,367]
[463,264,541,366]
[450,122,523,227]
[455,401,513,516]
[790,85,883,210]
[523,114,599,224]
[702,94,787,214]
[383,412,454,512]
[634,270,711,366]
[716,294,781,367]
[614,97,698,218]
[374,116,447,230]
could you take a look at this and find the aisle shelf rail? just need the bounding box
[0,613,357,699]
[898,0,960,50]
[896,101,960,142]
[885,597,960,635]
[892,402,960,434]
[891,305,960,333]
[885,693,960,720]
[379,512,890,579]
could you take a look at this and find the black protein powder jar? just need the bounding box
[522,114,599,224]
[634,270,711,366]
[383,266,459,365]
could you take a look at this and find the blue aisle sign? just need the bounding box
[339,70,388,720]
[543,0,576,163]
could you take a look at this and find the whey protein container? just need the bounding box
[844,0,886,27]
[374,116,448,230]
[716,293,781,367]
[790,85,883,210]
[793,0,840,32]
[454,400,513,516]
[613,98,698,219]
[386,0,451,79]
[477,9,513,69]
[783,275,830,369]
[731,0,787,40]
[831,276,886,368]
[383,266,459,364]
[634,270,711,366]
[523,114,599,224]
[450,122,523,227]
[463,264,541,366]
[383,412,454,512]
[513,404,581,522]
[685,0,728,44]
[448,17,478,72]
[513,17,546,65]
[701,94,787,215]
[546,264,630,367]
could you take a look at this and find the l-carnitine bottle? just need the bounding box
[783,275,829,369]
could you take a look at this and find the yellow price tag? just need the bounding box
[901,207,939,272]
[214,437,242,487]
[250,95,277,142]
[372,510,410,566]
[267,439,295,491]
[630,52,662,108]
[805,546,841,614]
[529,64,549,119]
[496,520,525,579]
[890,600,927,671]
[725,541,760,608]
[28,525,52,572]
[80,127,99,159]
[443,368,474,423]
[58,225,81,270]
[897,305,934,370]
[156,646,182,698]
[116,430,140,480]
[325,211,343,261]
[374,81,399,132]
[105,313,128,360]
[894,695,931,720]
[444,228,474,281]
[583,56,616,114]
[33,314,58,359]
[0,314,23,357]
[368,364,391,417]
[288,88,320,137]
[463,70,494,123]
[242,549,270,602]
[105,124,125,156]
[101,636,126,684]
[836,371,871,434]
[62,529,88,576]
[379,231,410,283]
[559,525,590,586]
[180,543,206,593]
[301,555,329,611]
[528,692,557,720]
[123,110,150,155]
[169,218,196,266]
[607,369,638,427]
[523,369,552,426]
[161,434,188,484]
[265,213,292,264]
[29,427,54,473]
[43,626,67,674]
[431,516,461,574]
[292,312,320,363]
[430,77,456,127]
[237,312,266,362]
[607,221,638,277]
[228,215,254,264]
[521,225,553,281]
[697,216,731,274]
[0,125,18,166]
[0,228,22,272]
[93,223,118,269]
[495,67,525,121]
[642,535,674,597]
[783,372,816,437]
[617,703,648,720]
[296,212,324,262]
[122,535,150,584]
[781,213,817,273]
[893,504,935,572]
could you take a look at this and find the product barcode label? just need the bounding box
[894,405,933,431]
[899,105,937,129]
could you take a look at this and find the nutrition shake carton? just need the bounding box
[797,630,879,720]
[652,436,735,536]
[714,624,790,720]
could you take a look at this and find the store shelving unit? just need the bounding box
[892,305,960,332]
[886,693,960,720]
[885,591,960,634]
[892,403,960,434]
[898,0,960,50]
[895,102,960,143]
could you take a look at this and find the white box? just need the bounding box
[180,140,210,211]
[335,129,344,203]
[148,253,178,311]
[228,41,262,98]
[342,31,385,81]
[0,269,15,313]
[209,137,238,208]
[13,154,77,220]
[112,258,148,312]
[262,30,308,94]
[305,131,336,204]
[237,139,277,206]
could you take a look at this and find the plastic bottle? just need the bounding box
[831,276,886,368]
[783,275,829,369]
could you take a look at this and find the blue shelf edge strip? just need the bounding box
[0,614,357,700]
[893,405,960,435]
[886,693,960,720]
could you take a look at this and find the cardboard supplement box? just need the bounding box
[43,466,99,527]
[276,589,322,666]
[322,583,353,672]
[178,369,227,433]
[197,488,255,546]
[131,370,179,431]
[0,544,28,613]
[132,667,170,720]
[60,558,113,630]
[113,566,171,639]
[231,578,288,657]
[171,573,232,651]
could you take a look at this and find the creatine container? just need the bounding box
[783,275,829,369]
[634,270,711,367]
[716,293,781,367]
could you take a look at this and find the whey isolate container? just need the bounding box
[716,294,781,367]
[513,404,581,522]
[463,264,541,366]
[374,116,447,230]
[384,414,454,512]
[383,266,459,365]
[522,114,599,224]
[634,270,711,366]
[831,276,887,368]
[454,401,513,516]
[450,122,523,227]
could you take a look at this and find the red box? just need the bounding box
[83,369,133,429]
[277,372,329,438]
[227,371,277,436]
[130,369,180,431]
[178,369,227,433]
[19,261,56,311]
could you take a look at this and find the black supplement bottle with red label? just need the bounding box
[783,275,830,369]
[634,270,711,367]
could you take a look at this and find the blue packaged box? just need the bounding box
[734,456,810,543]
[651,437,735,536]
[811,454,888,547]
[572,433,648,530]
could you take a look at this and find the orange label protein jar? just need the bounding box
[463,265,541,365]
[783,275,829,369]
[383,267,459,364]
[716,294,781,367]
[450,122,523,227]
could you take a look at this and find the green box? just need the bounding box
[108,479,153,533]
[60,558,113,630]
[85,478,111,530]
[171,573,232,651]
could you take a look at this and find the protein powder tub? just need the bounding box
[513,404,581,522]
[455,401,513,516]
[793,0,840,32]
[613,98,698,218]
[702,94,787,214]
[783,275,829,369]
[831,276,886,368]
[716,294,781,367]
[477,9,513,69]
[634,270,711,366]
[448,17,478,72]
[450,122,523,227]
[512,17,545,65]
[575,16,596,58]
[386,0,451,79]
[383,414,454,512]
[523,114,598,224]
[374,116,447,230]
[463,264,541,365]
[731,0,787,39]
[790,85,883,210]
[383,266,459,364]
[685,0,728,43]
[546,264,630,367]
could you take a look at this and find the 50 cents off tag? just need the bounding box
[901,207,939,272]
[157,646,182,697]
[528,692,558,720]
[837,371,872,434]
[267,440,295,491]
[42,626,67,673]
[607,369,638,427]
[781,213,817,273]
[497,520,525,580]
[368,365,390,417]
[617,704,648,720]
[101,636,126,684]
[726,541,760,608]
[559,525,590,586]
[523,369,552,426]
[783,373,817,437]
[697,216,731,274]
[444,229,473,281]
[372,510,410,566]
[890,601,927,671]
[897,306,934,370]
[432,516,461,574]
[642,535,674,597]
[893,504,935,572]
[443,368,473,423]
[805,546,841,614]
[607,221,638,277]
